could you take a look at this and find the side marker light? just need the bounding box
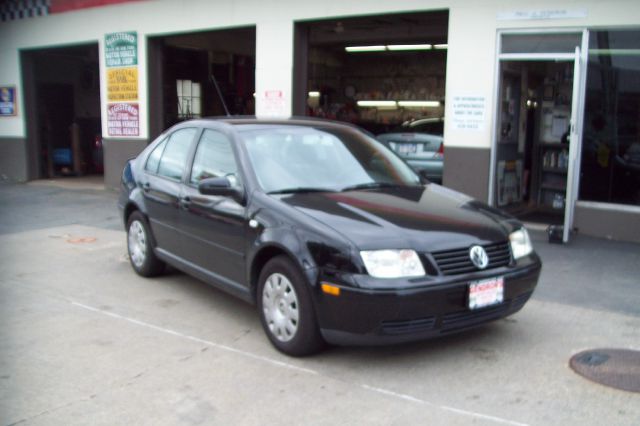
[321,283,341,296]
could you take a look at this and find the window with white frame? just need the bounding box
[177,80,201,119]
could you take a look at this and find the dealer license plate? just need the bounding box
[468,277,504,310]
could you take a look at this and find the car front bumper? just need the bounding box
[313,257,541,346]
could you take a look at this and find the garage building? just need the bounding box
[0,0,639,243]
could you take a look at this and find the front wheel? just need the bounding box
[126,211,165,277]
[257,256,324,356]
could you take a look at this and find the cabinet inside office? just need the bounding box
[495,60,574,225]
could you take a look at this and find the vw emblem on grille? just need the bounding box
[469,245,489,269]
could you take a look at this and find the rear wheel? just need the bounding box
[257,256,324,356]
[126,211,165,277]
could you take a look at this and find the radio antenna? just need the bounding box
[210,73,231,117]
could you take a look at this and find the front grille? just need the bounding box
[430,242,512,276]
[440,291,533,333]
[379,291,534,336]
[381,316,436,335]
[440,303,509,332]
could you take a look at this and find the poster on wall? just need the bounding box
[107,103,139,137]
[0,86,17,116]
[107,67,138,101]
[105,31,138,67]
[451,95,486,132]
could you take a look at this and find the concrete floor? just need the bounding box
[1,180,639,425]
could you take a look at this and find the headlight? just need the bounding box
[509,228,533,259]
[360,249,425,278]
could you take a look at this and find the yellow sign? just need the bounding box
[107,67,138,102]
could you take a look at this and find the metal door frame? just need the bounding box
[488,29,589,242]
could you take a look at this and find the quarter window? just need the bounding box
[190,129,238,184]
[145,138,167,174]
[157,128,197,180]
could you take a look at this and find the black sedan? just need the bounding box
[119,117,541,356]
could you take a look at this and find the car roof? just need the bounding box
[181,116,362,131]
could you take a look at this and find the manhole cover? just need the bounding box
[570,348,640,393]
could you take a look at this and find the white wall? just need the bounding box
[1,0,640,146]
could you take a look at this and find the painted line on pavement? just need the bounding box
[71,300,529,426]
[361,385,530,426]
[71,301,319,376]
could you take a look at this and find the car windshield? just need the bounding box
[239,125,421,193]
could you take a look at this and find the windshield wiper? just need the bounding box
[267,187,338,195]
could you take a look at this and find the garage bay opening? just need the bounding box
[21,43,102,180]
[294,11,448,182]
[148,27,256,139]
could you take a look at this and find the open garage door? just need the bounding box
[21,43,102,180]
[294,11,449,183]
[148,27,256,139]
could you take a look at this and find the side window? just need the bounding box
[157,128,197,180]
[190,129,239,184]
[145,138,167,174]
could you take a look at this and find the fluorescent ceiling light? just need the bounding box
[398,100,441,108]
[345,45,386,52]
[308,91,320,98]
[357,100,398,108]
[434,44,448,49]
[387,44,432,51]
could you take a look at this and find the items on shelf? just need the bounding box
[542,148,569,170]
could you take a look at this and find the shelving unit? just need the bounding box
[537,143,569,210]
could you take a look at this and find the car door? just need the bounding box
[179,128,247,288]
[141,127,198,255]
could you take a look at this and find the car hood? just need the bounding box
[278,185,517,252]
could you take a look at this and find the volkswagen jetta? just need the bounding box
[119,117,541,356]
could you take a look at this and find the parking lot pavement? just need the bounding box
[1,182,639,425]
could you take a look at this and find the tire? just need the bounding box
[126,211,165,277]
[257,256,325,356]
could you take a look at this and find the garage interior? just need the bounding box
[21,43,102,179]
[148,27,256,139]
[294,11,448,135]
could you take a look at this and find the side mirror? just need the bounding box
[198,176,245,204]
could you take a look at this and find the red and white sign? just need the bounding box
[107,103,139,137]
[261,89,287,117]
